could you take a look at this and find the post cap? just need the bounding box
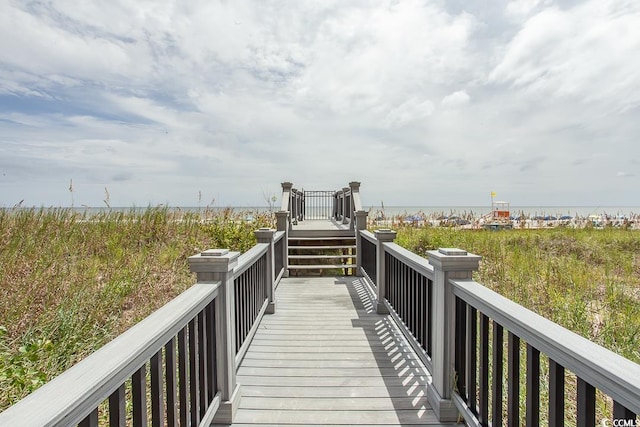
[427,248,480,272]
[438,248,467,256]
[255,228,276,241]
[201,249,229,256]
[375,229,397,242]
[188,249,240,273]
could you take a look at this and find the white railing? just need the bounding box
[451,278,640,426]
[0,283,221,427]
[279,181,367,230]
[357,230,640,425]
[0,228,284,426]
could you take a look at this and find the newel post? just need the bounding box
[255,228,277,314]
[275,211,289,277]
[342,187,350,224]
[354,210,368,276]
[426,248,481,422]
[349,181,361,231]
[374,229,396,314]
[188,249,241,424]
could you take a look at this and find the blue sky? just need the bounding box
[1,0,639,208]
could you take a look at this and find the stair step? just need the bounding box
[288,264,354,270]
[289,245,356,250]
[289,254,356,260]
[289,236,355,241]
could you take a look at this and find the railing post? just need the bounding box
[426,248,481,422]
[355,210,368,276]
[374,229,396,314]
[280,182,293,224]
[188,249,241,424]
[255,228,277,314]
[349,182,361,231]
[275,211,289,277]
[342,187,350,224]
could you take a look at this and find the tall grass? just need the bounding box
[394,225,640,424]
[393,226,640,362]
[0,207,272,410]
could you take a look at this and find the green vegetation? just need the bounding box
[394,225,640,424]
[394,226,640,363]
[2,210,638,417]
[0,207,272,410]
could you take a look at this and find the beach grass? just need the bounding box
[0,206,272,410]
[393,225,640,362]
[393,225,640,424]
[1,209,639,418]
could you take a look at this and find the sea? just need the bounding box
[4,205,640,219]
[363,206,640,219]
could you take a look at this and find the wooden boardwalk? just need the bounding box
[217,276,458,426]
[290,219,352,232]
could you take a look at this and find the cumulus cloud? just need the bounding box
[0,0,638,207]
[441,91,470,109]
[490,1,640,113]
[505,0,551,18]
[382,98,435,129]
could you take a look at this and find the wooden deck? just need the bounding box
[291,219,351,231]
[289,219,353,238]
[216,276,458,426]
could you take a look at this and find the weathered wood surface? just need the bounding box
[214,276,458,426]
[292,219,352,231]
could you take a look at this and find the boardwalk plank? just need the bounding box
[241,385,428,398]
[231,408,442,425]
[223,276,454,426]
[240,396,430,410]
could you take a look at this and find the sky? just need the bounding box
[1,0,639,208]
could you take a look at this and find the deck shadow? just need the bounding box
[228,276,456,426]
[335,276,446,425]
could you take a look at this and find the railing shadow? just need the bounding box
[335,276,441,425]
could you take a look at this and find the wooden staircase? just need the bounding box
[287,229,356,276]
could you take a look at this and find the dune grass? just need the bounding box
[394,225,640,362]
[393,225,640,425]
[2,210,638,416]
[0,207,272,410]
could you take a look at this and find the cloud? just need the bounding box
[0,0,639,207]
[382,98,435,129]
[505,0,551,18]
[490,1,640,114]
[441,90,470,109]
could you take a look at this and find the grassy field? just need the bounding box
[0,207,272,410]
[392,225,640,364]
[392,225,640,424]
[1,210,639,415]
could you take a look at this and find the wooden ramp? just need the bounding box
[218,276,458,426]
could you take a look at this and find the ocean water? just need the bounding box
[5,205,640,219]
[364,206,640,219]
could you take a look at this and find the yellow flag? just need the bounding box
[491,191,497,198]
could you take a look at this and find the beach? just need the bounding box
[366,206,640,230]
